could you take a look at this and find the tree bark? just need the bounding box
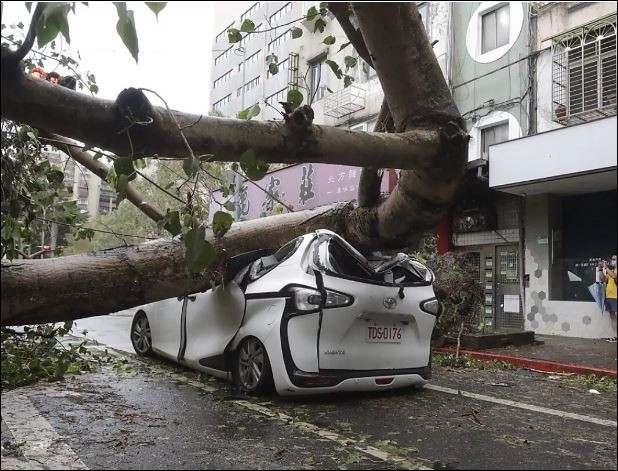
[1,74,442,170]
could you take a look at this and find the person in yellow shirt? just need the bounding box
[600,255,617,342]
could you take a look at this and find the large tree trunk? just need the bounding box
[0,3,468,326]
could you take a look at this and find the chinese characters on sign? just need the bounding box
[210,163,391,222]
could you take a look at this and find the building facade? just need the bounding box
[489,2,616,338]
[46,150,117,217]
[209,2,617,338]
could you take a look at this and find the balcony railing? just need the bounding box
[551,14,617,125]
[323,84,366,119]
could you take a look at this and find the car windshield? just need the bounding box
[315,234,429,285]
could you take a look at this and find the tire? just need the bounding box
[131,311,153,356]
[234,337,273,394]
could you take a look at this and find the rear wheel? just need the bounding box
[235,337,273,394]
[131,311,153,356]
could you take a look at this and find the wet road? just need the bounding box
[2,341,616,470]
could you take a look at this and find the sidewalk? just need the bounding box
[435,334,617,379]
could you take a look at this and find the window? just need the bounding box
[266,87,288,104]
[267,57,289,77]
[239,24,262,48]
[213,70,233,89]
[215,47,233,66]
[550,190,617,301]
[552,16,617,123]
[309,56,328,101]
[480,122,509,159]
[481,4,510,54]
[244,75,260,92]
[216,23,234,43]
[241,2,261,21]
[268,30,292,51]
[213,94,231,111]
[269,2,292,24]
[239,50,263,72]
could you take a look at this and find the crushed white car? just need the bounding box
[130,229,440,396]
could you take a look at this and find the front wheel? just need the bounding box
[131,311,153,356]
[234,337,273,394]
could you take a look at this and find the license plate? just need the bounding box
[366,324,402,343]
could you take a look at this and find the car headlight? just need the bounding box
[420,298,441,315]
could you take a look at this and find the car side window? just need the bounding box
[247,237,302,283]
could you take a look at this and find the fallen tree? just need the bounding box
[1,2,468,326]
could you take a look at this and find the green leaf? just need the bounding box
[36,3,72,48]
[344,56,357,69]
[212,211,234,238]
[227,28,242,43]
[286,89,304,110]
[163,210,181,237]
[25,2,33,13]
[116,174,129,204]
[114,2,139,63]
[306,6,319,20]
[93,152,103,161]
[183,155,199,177]
[338,41,351,52]
[323,35,336,45]
[268,62,279,75]
[134,158,146,170]
[223,201,236,212]
[47,169,64,184]
[145,2,167,20]
[113,156,136,181]
[184,225,216,273]
[291,27,303,39]
[325,59,343,79]
[344,75,354,88]
[237,103,261,120]
[240,19,255,33]
[314,18,326,33]
[89,83,99,94]
[240,149,269,181]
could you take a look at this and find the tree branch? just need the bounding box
[1,203,353,326]
[1,74,442,170]
[1,3,44,67]
[45,133,166,223]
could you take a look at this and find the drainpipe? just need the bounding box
[518,194,526,330]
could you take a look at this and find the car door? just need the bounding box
[148,296,185,360]
[314,236,437,371]
[181,281,246,371]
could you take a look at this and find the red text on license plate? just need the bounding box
[366,324,402,343]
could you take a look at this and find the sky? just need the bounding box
[2,2,221,115]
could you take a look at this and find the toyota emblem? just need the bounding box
[383,297,397,310]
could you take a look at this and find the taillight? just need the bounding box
[289,287,322,312]
[287,286,352,311]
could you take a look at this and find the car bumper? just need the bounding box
[276,373,428,396]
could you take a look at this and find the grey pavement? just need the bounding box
[2,345,616,470]
[478,334,617,372]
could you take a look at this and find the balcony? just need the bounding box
[324,84,366,119]
[551,14,617,125]
[489,116,617,196]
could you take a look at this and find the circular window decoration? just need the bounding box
[466,2,524,63]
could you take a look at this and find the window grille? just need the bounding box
[552,14,617,124]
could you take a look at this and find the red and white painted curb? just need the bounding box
[434,347,617,379]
